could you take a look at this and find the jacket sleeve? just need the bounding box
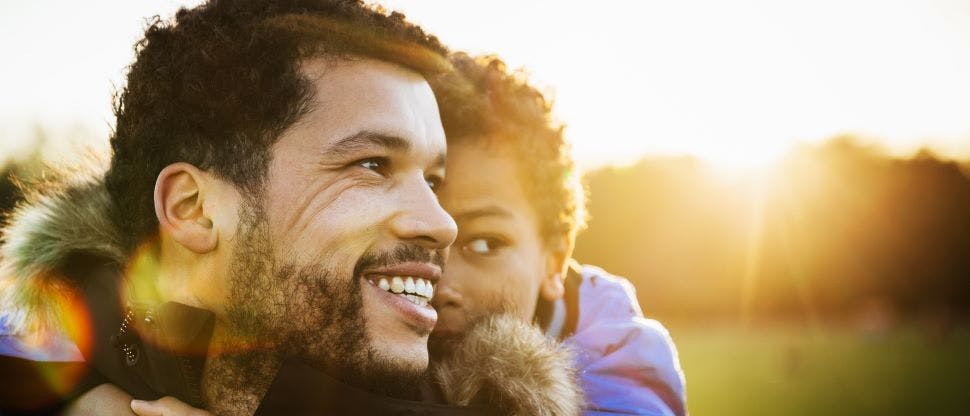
[565,267,687,416]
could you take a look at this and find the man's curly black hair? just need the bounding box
[432,53,586,251]
[106,0,449,250]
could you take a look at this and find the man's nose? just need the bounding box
[389,174,457,250]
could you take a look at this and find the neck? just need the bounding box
[200,327,282,415]
[123,241,207,310]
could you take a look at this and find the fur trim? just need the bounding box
[433,314,584,416]
[0,165,123,336]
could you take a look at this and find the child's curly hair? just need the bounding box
[433,53,587,250]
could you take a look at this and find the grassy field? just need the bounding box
[672,324,970,415]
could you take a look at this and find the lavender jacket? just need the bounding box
[545,263,687,416]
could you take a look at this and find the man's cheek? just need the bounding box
[285,212,385,266]
[264,176,361,245]
[316,201,391,255]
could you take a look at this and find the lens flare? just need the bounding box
[31,289,93,398]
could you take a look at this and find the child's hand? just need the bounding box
[130,397,212,416]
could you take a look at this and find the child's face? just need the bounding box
[431,142,562,348]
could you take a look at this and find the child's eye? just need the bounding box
[426,175,443,192]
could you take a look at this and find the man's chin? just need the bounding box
[371,337,430,373]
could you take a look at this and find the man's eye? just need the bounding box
[356,158,387,172]
[464,238,501,255]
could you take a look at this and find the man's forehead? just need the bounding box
[293,57,446,156]
[300,57,427,85]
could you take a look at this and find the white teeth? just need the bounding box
[415,279,427,296]
[390,276,405,294]
[402,294,428,307]
[374,276,433,302]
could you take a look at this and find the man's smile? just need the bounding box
[362,261,440,332]
[372,276,434,307]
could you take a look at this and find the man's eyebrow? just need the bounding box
[452,206,515,222]
[324,130,410,158]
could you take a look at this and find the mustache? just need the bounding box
[353,244,445,278]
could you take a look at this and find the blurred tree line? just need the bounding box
[574,137,970,328]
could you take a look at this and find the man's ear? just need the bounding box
[539,235,572,302]
[154,163,218,253]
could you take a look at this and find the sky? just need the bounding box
[2,0,969,170]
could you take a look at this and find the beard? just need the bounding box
[221,195,439,399]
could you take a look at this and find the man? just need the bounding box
[1,0,457,413]
[429,53,688,416]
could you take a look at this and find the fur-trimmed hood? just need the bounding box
[0,168,123,339]
[0,171,583,415]
[434,314,583,415]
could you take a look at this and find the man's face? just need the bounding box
[224,58,455,393]
[430,142,554,354]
